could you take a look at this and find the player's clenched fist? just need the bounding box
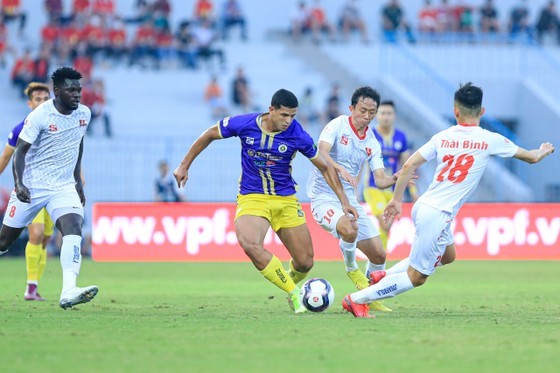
[383,199,401,225]
[15,183,31,203]
[541,142,554,155]
[173,166,189,188]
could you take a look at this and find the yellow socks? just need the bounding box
[288,259,309,285]
[38,248,47,281]
[380,229,389,251]
[260,255,296,294]
[25,242,42,283]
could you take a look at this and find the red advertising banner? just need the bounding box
[91,202,560,262]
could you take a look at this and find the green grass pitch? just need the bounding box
[0,259,559,372]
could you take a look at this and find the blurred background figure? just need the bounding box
[155,160,185,202]
[220,0,247,41]
[204,74,228,120]
[338,0,369,43]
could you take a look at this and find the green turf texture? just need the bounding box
[0,259,558,373]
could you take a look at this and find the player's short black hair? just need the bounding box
[379,100,395,110]
[51,67,83,87]
[351,86,381,107]
[454,82,483,116]
[271,89,298,109]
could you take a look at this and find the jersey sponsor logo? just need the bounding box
[340,135,349,145]
[222,116,231,127]
[246,149,282,161]
[278,143,288,153]
[245,137,254,145]
[49,124,58,132]
[79,119,87,126]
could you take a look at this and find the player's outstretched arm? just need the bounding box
[318,141,358,188]
[0,145,15,175]
[513,142,555,164]
[173,124,222,188]
[383,151,427,224]
[391,151,427,203]
[74,138,86,206]
[311,153,359,221]
[12,138,32,203]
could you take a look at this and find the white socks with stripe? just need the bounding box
[60,235,82,294]
[350,272,414,304]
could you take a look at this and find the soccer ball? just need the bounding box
[300,278,335,312]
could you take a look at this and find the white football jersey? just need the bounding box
[19,99,90,190]
[417,124,518,218]
[307,115,384,200]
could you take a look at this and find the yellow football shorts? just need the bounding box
[363,187,394,217]
[30,208,54,236]
[235,194,306,231]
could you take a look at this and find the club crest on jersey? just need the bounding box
[365,147,372,156]
[245,137,254,145]
[49,124,58,132]
[79,119,87,127]
[394,141,403,151]
[340,135,349,145]
[278,143,288,153]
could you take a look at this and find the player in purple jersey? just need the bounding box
[174,89,358,313]
[363,101,418,251]
[0,82,52,301]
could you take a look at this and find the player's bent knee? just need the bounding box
[55,214,83,236]
[293,256,313,273]
[337,218,358,242]
[237,237,262,258]
[407,267,429,287]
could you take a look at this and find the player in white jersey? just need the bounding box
[308,87,402,312]
[342,82,555,318]
[0,67,99,310]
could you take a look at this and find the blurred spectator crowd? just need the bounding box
[1,0,559,137]
[382,0,560,44]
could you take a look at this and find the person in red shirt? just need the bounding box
[418,0,438,33]
[106,19,127,63]
[155,28,173,69]
[11,49,34,95]
[2,0,26,34]
[308,0,335,43]
[73,42,93,79]
[194,0,214,22]
[0,16,8,66]
[82,15,106,58]
[92,0,115,20]
[72,0,90,23]
[33,47,50,83]
[59,19,81,60]
[83,78,112,137]
[129,19,157,68]
[41,19,60,50]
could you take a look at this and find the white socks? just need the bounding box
[60,235,82,294]
[339,239,358,271]
[366,261,386,276]
[386,258,410,276]
[350,272,414,304]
